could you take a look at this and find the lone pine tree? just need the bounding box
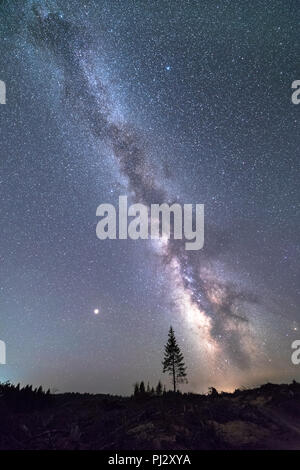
[162,326,187,392]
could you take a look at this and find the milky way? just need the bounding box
[0,1,299,393]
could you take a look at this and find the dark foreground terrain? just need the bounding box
[1,382,300,450]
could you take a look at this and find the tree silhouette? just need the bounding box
[139,381,146,395]
[162,326,187,392]
[156,380,163,396]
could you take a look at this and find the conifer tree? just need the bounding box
[162,326,187,392]
[139,381,145,394]
[156,380,163,396]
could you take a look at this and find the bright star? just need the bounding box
[94,308,99,315]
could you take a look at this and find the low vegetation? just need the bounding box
[1,380,300,449]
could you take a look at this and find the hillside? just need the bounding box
[1,382,300,450]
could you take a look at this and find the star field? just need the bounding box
[0,0,299,394]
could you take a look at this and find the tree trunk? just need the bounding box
[172,357,176,392]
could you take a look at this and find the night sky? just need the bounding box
[0,0,299,395]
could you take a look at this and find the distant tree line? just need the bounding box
[0,381,53,412]
[133,380,166,398]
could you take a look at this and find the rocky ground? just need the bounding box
[1,382,300,450]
